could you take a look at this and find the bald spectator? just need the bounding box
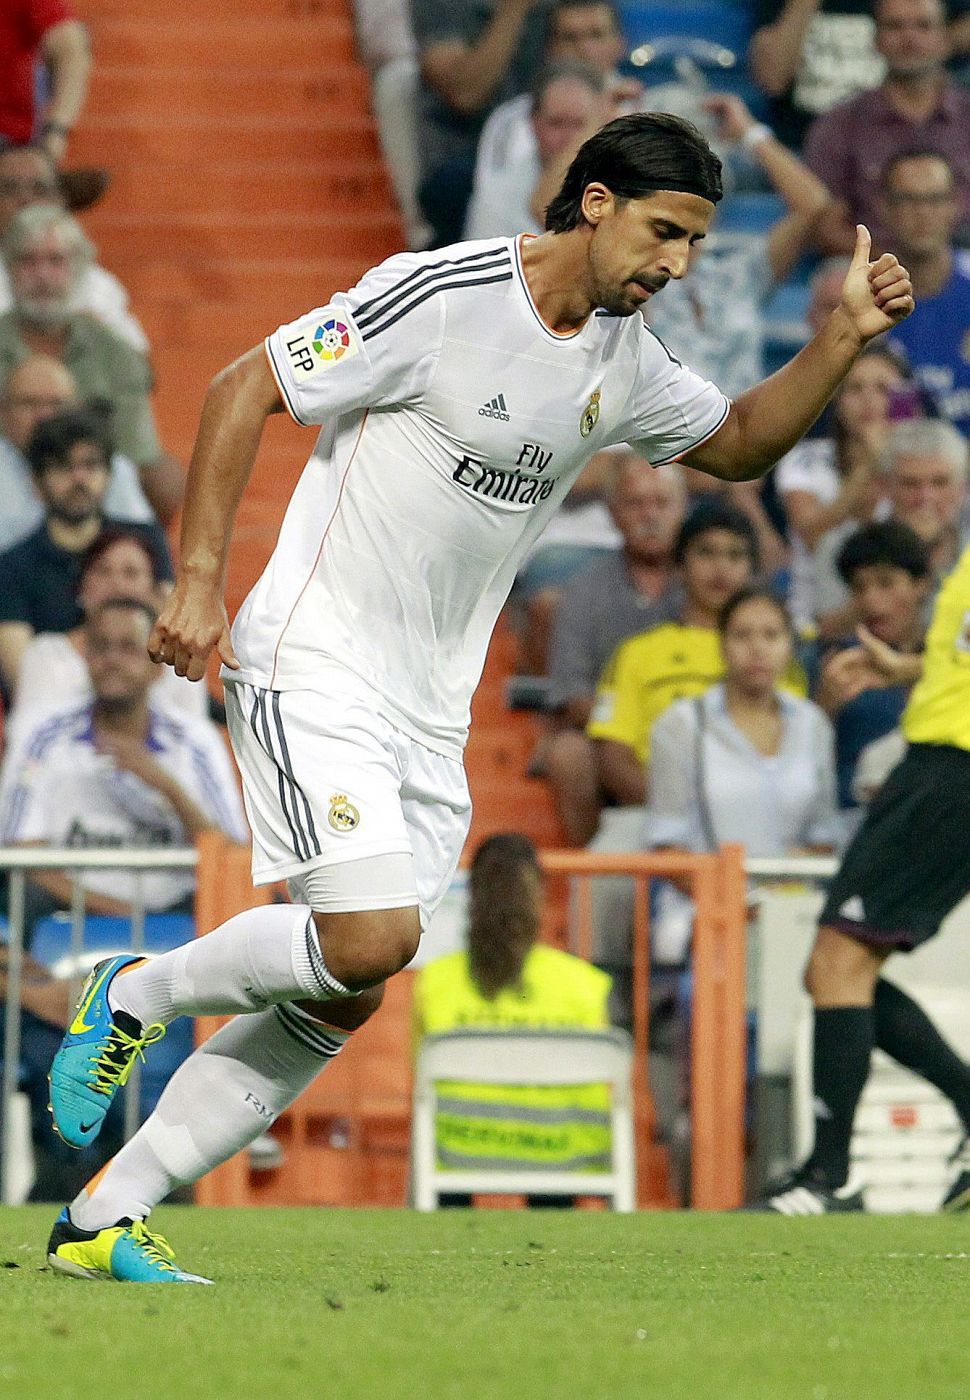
[880,152,970,435]
[413,0,552,245]
[805,0,970,255]
[0,354,153,549]
[0,145,148,351]
[465,62,607,239]
[0,205,183,523]
[543,456,686,845]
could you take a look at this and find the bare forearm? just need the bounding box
[690,308,864,482]
[28,869,132,917]
[156,778,214,839]
[424,0,533,114]
[598,741,646,805]
[41,22,91,135]
[180,349,279,584]
[750,0,821,94]
[755,133,831,219]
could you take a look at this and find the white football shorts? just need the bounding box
[224,671,471,929]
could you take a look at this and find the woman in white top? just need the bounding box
[645,587,840,964]
[775,345,918,631]
[8,528,207,746]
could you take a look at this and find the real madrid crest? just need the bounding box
[580,388,601,438]
[328,794,360,832]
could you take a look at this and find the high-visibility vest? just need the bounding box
[413,946,613,1173]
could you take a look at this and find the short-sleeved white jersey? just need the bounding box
[236,235,730,757]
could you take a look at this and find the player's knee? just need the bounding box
[311,905,421,989]
[805,924,881,1003]
[294,980,385,1032]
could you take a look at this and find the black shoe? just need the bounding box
[940,1135,970,1212]
[744,1166,865,1215]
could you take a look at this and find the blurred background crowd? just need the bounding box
[0,0,967,1204]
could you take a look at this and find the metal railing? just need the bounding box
[0,847,198,1204]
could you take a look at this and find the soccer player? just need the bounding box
[43,112,912,1281]
[756,546,970,1214]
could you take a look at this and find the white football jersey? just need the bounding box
[233,236,730,757]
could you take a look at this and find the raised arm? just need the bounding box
[749,0,821,97]
[39,19,92,162]
[684,226,913,482]
[419,0,541,116]
[148,346,284,680]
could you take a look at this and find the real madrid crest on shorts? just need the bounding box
[580,388,601,438]
[328,794,360,832]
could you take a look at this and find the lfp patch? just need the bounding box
[284,314,361,381]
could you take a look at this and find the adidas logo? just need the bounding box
[839,895,866,921]
[479,393,510,421]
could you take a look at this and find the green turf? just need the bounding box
[3,1207,970,1400]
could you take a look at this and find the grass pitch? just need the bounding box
[2,1206,969,1400]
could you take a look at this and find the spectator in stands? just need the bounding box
[465,1,639,237]
[646,94,834,401]
[807,256,853,332]
[880,152,970,435]
[749,0,885,149]
[644,587,839,967]
[813,417,969,634]
[0,2,90,165]
[413,0,552,246]
[804,0,970,255]
[413,832,612,1199]
[0,597,247,927]
[465,62,608,240]
[774,344,917,632]
[0,354,154,550]
[815,521,930,812]
[543,455,686,845]
[0,145,148,352]
[0,205,183,522]
[587,500,761,809]
[0,409,172,693]
[352,0,429,249]
[8,528,208,747]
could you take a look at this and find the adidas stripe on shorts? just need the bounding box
[224,669,471,928]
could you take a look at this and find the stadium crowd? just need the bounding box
[0,0,968,1206]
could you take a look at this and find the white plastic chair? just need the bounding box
[411,1028,636,1211]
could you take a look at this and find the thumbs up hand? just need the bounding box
[839,224,915,344]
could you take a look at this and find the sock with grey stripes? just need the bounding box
[70,1005,349,1230]
[108,903,354,1028]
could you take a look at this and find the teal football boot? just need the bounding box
[47,1210,213,1284]
[48,955,165,1148]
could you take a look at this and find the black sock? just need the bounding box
[874,979,970,1132]
[806,1006,874,1188]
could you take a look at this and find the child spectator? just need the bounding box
[815,520,930,813]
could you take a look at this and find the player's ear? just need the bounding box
[581,183,614,227]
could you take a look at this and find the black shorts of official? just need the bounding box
[820,742,970,953]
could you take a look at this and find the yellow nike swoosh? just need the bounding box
[69,964,115,1036]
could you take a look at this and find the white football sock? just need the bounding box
[70,1003,349,1230]
[107,903,353,1027]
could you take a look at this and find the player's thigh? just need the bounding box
[804,924,888,1004]
[400,740,472,933]
[819,743,970,954]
